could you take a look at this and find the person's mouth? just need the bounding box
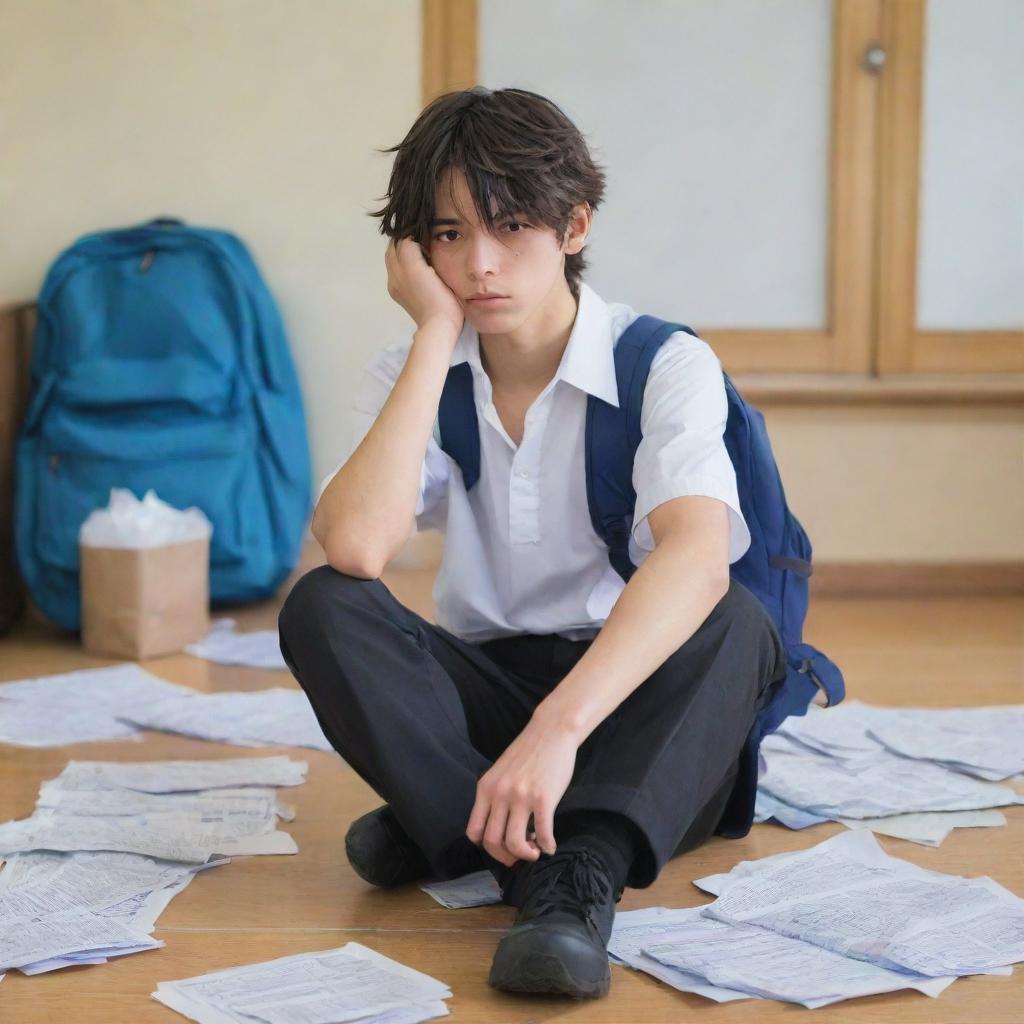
[467,292,510,305]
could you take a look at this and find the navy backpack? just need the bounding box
[15,217,312,631]
[437,314,845,836]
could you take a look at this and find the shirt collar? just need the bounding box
[450,282,620,408]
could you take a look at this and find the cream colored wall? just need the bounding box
[765,405,1024,562]
[0,0,420,503]
[2,2,1020,565]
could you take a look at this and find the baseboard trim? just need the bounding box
[810,562,1024,597]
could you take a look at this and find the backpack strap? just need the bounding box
[585,315,698,582]
[436,315,699,574]
[437,362,481,489]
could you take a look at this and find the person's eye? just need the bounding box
[433,229,460,242]
[503,220,527,233]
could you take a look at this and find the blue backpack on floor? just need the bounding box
[437,314,845,836]
[15,217,312,631]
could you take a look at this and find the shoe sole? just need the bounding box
[488,933,610,999]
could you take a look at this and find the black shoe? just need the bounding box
[344,805,430,887]
[488,847,622,999]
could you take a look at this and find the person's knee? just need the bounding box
[278,565,380,647]
[712,578,767,630]
[716,581,786,684]
[661,579,782,690]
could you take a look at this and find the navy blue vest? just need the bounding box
[437,315,845,836]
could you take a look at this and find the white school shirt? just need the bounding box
[319,282,751,643]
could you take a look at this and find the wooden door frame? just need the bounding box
[421,0,881,376]
[422,0,477,103]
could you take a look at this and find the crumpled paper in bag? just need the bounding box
[79,488,213,549]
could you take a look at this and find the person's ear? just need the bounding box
[562,202,592,256]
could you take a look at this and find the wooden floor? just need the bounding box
[2,552,1022,1022]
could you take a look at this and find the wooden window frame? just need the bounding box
[422,0,1024,399]
[877,0,1024,374]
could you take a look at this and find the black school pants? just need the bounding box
[278,567,786,889]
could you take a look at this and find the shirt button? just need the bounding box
[516,469,530,479]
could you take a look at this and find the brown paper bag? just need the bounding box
[80,537,210,659]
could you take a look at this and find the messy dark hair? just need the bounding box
[370,87,606,298]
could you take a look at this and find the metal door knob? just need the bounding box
[863,44,887,74]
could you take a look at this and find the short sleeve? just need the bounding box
[629,332,751,565]
[315,340,451,531]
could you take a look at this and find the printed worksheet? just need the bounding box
[153,943,452,1024]
[45,756,308,794]
[121,688,332,751]
[703,830,1024,977]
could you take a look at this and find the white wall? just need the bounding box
[0,0,421,490]
[918,0,1024,329]
[480,0,833,329]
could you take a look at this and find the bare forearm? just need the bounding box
[533,540,729,743]
[313,319,459,574]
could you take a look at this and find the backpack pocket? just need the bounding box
[57,355,239,418]
[33,420,256,575]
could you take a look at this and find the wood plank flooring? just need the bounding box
[1,551,1022,1022]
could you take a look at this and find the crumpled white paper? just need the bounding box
[79,488,212,549]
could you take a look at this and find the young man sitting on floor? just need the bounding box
[279,86,785,1000]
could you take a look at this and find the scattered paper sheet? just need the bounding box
[866,707,1024,781]
[0,755,306,976]
[0,810,296,863]
[759,743,1022,820]
[2,760,304,861]
[0,699,140,747]
[774,701,1024,781]
[703,830,1024,977]
[120,688,332,752]
[753,790,830,830]
[0,908,161,971]
[754,790,1008,846]
[0,851,227,972]
[610,907,756,1002]
[0,664,194,747]
[0,661,334,754]
[641,916,954,1007]
[420,871,501,908]
[835,808,1007,846]
[152,943,452,1024]
[36,785,293,823]
[19,956,108,975]
[185,618,288,670]
[774,700,890,758]
[44,756,308,794]
[758,703,1024,845]
[0,850,207,922]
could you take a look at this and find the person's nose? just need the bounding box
[465,230,502,282]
